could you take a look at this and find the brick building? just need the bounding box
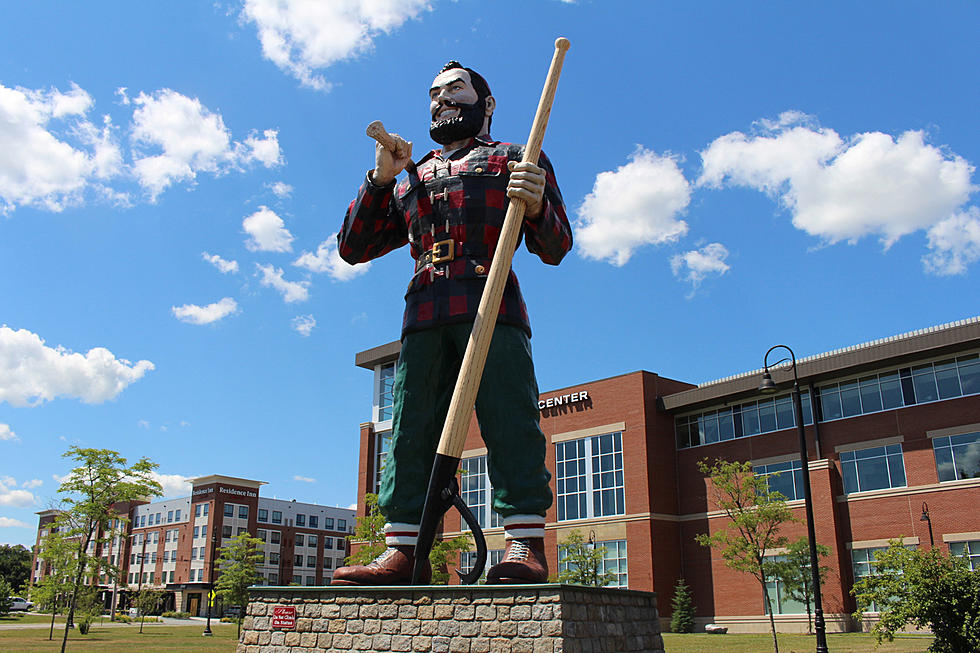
[353,317,980,632]
[31,475,354,616]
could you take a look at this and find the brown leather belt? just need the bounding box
[415,239,455,271]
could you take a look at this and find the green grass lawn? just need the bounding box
[0,623,238,652]
[0,614,65,625]
[662,632,934,653]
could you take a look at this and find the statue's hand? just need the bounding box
[506,161,546,218]
[371,134,413,186]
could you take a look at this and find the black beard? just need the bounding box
[429,97,486,145]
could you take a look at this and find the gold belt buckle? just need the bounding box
[431,239,454,265]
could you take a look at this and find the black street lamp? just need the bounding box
[760,345,829,653]
[203,531,217,636]
[920,502,934,547]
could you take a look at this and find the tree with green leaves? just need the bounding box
[72,586,102,635]
[34,528,80,640]
[134,587,164,634]
[55,446,162,653]
[345,493,387,566]
[773,537,831,635]
[852,540,980,653]
[0,544,32,592]
[557,530,616,587]
[695,458,796,653]
[214,531,264,638]
[0,576,12,617]
[670,577,696,633]
[428,535,472,585]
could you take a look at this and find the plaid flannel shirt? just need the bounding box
[338,136,572,338]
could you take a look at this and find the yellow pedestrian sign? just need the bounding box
[208,589,215,606]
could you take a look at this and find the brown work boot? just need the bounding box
[330,546,432,586]
[486,537,548,584]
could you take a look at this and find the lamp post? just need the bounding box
[759,344,828,653]
[920,502,934,546]
[203,530,217,636]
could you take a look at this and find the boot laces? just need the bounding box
[506,538,531,561]
[368,547,399,567]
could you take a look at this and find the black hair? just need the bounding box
[438,61,492,130]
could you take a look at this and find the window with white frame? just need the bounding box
[949,540,980,571]
[933,431,980,482]
[556,431,624,521]
[374,432,391,494]
[754,459,804,500]
[459,550,505,578]
[840,444,907,493]
[851,546,912,612]
[460,455,502,530]
[763,554,806,614]
[556,539,628,588]
[377,362,396,422]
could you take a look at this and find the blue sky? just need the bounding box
[2,1,978,548]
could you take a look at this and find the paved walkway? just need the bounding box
[0,613,210,630]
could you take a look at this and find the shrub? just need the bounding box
[670,578,696,633]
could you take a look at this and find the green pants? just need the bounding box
[378,323,553,524]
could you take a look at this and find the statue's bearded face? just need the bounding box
[429,69,487,146]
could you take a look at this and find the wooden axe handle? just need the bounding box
[365,120,417,176]
[436,37,570,458]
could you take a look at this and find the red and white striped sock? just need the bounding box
[383,523,419,547]
[503,515,545,540]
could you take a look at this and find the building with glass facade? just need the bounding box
[353,317,980,632]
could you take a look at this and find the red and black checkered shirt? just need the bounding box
[338,136,572,338]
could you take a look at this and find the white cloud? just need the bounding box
[268,181,293,198]
[0,477,35,507]
[241,0,433,90]
[699,111,977,251]
[291,314,316,337]
[138,420,150,429]
[575,147,691,266]
[293,475,316,483]
[0,82,123,213]
[256,264,310,303]
[131,89,282,199]
[0,424,17,442]
[22,479,42,489]
[172,297,239,325]
[293,233,371,280]
[923,207,980,276]
[151,472,193,498]
[0,517,30,528]
[243,206,294,252]
[202,252,239,274]
[0,326,154,407]
[671,243,731,292]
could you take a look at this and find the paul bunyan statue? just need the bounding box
[332,58,572,586]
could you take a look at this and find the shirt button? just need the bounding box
[475,167,484,173]
[475,265,486,275]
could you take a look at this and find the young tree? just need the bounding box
[345,493,386,566]
[773,537,831,635]
[852,541,980,653]
[0,577,12,617]
[695,459,796,653]
[34,528,80,640]
[0,544,32,591]
[55,446,162,653]
[670,577,696,633]
[73,586,103,635]
[429,535,471,585]
[557,530,616,587]
[214,532,264,638]
[134,587,164,634]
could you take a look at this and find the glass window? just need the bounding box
[296,514,306,527]
[839,381,862,418]
[878,372,903,409]
[958,354,980,395]
[840,444,907,493]
[337,538,345,549]
[296,534,304,547]
[258,509,268,522]
[819,385,843,421]
[167,511,173,523]
[374,432,392,494]
[305,576,315,586]
[294,555,303,567]
[224,504,234,517]
[912,364,939,403]
[556,432,625,521]
[859,376,883,413]
[459,549,505,580]
[718,408,735,440]
[600,540,628,588]
[269,573,278,584]
[461,455,502,530]
[307,556,316,568]
[309,516,318,529]
[269,552,280,564]
[203,504,208,516]
[324,517,334,530]
[378,362,396,421]
[758,400,777,433]
[741,403,761,437]
[851,546,899,612]
[257,529,267,542]
[271,531,281,544]
[272,511,282,524]
[236,527,246,536]
[292,575,302,585]
[175,509,181,521]
[949,540,980,571]
[239,505,249,519]
[324,558,333,569]
[308,535,317,548]
[933,431,980,482]
[338,519,347,531]
[764,555,807,615]
[196,504,203,517]
[324,537,333,550]
[755,459,804,500]
[222,525,232,538]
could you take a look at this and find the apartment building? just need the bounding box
[32,475,354,616]
[352,317,980,632]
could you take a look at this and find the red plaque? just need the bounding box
[271,605,296,629]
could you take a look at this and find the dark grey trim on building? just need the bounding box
[354,340,401,370]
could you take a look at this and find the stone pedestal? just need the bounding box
[238,583,664,653]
